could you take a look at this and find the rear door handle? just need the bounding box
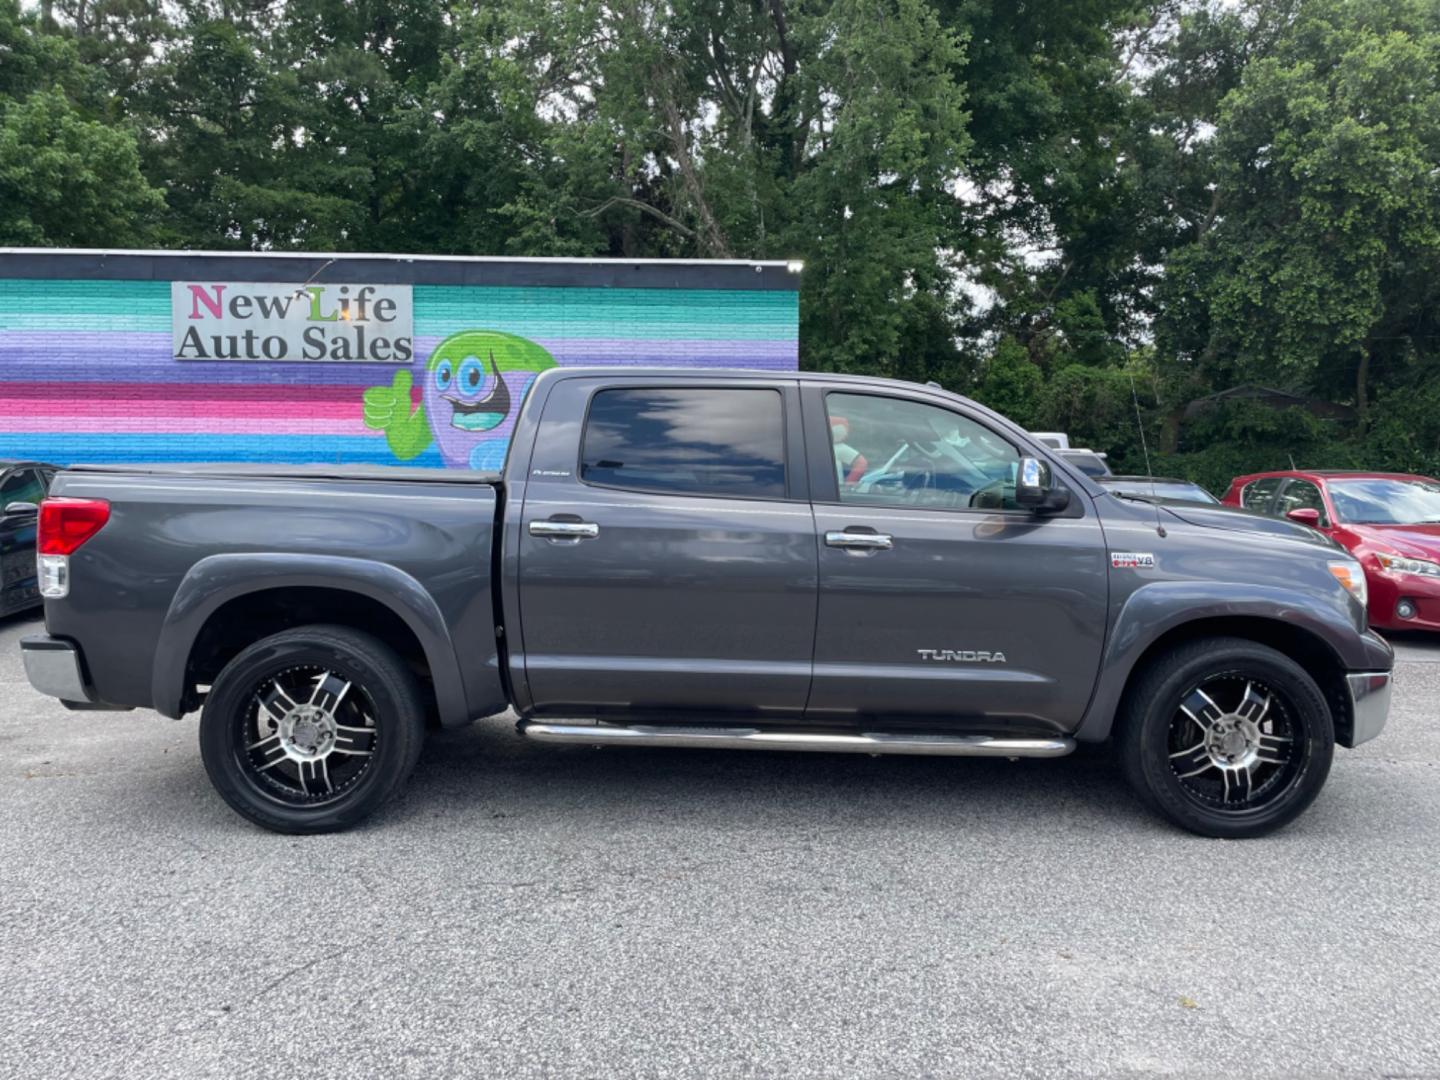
[529,521,600,540]
[825,530,893,550]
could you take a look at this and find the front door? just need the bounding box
[1273,477,1334,533]
[0,469,46,615]
[516,377,818,718]
[804,387,1109,732]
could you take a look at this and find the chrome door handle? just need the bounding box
[825,530,893,550]
[529,521,600,539]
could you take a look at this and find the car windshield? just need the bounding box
[1104,480,1217,504]
[1328,478,1440,525]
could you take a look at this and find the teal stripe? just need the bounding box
[0,280,799,341]
[0,313,171,331]
[416,286,796,340]
[0,279,169,316]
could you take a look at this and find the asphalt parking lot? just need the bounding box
[1,611,1437,1080]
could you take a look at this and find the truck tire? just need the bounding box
[1116,637,1334,839]
[199,624,426,834]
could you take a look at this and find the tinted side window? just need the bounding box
[581,388,786,498]
[1278,479,1329,525]
[1242,477,1283,513]
[1,469,46,506]
[826,392,1022,510]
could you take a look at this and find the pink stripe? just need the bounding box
[0,382,363,404]
[0,397,366,421]
[0,414,379,435]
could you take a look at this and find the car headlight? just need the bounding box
[1328,560,1369,608]
[1376,552,1440,578]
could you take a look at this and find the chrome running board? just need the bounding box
[517,721,1074,758]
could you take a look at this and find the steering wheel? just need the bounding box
[968,478,1010,510]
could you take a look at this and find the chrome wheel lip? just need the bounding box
[237,664,379,808]
[1167,673,1304,814]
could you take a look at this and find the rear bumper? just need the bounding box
[1341,671,1391,748]
[20,635,129,711]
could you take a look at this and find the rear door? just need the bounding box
[802,385,1109,732]
[1240,476,1285,515]
[514,376,818,718]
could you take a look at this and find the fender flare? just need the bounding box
[1074,581,1363,742]
[152,553,469,723]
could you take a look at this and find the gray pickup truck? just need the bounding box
[20,369,1393,838]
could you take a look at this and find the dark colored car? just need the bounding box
[1222,470,1440,631]
[1098,476,1219,505]
[20,370,1392,839]
[1,461,57,615]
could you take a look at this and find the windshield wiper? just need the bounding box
[1109,491,1162,504]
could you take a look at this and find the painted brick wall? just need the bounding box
[0,275,799,469]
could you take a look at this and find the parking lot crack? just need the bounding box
[102,945,357,1078]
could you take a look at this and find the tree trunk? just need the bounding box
[1356,348,1370,431]
[1160,408,1183,455]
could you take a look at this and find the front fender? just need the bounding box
[151,553,470,724]
[1074,580,1370,742]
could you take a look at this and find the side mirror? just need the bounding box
[1286,507,1322,528]
[1016,457,1071,514]
[4,501,38,518]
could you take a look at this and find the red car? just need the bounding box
[1222,470,1440,631]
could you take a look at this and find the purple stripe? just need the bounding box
[0,332,797,383]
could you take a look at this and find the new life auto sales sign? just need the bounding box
[171,282,415,362]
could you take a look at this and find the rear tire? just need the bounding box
[199,624,426,834]
[1116,637,1334,838]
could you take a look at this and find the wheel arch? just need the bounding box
[1077,583,1360,743]
[152,554,471,725]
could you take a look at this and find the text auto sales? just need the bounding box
[171,282,415,362]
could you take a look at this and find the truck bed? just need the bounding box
[43,463,507,724]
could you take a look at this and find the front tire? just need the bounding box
[199,625,426,834]
[1116,637,1334,839]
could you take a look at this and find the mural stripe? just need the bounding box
[0,433,437,463]
[0,338,796,383]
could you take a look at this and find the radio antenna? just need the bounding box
[1128,369,1166,538]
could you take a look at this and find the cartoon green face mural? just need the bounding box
[363,330,557,469]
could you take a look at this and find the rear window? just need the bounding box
[1242,477,1283,513]
[1063,451,1111,478]
[580,387,786,499]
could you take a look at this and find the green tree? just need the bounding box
[1155,0,1440,427]
[975,336,1044,426]
[473,0,975,374]
[0,1,162,246]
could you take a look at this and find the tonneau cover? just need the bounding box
[61,462,501,485]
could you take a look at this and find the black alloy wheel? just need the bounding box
[1117,637,1334,838]
[200,625,426,834]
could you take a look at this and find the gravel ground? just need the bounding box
[0,610,1436,1080]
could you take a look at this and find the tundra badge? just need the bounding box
[916,649,1008,663]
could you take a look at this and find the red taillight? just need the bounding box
[38,497,111,556]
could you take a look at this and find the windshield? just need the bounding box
[1105,480,1218,504]
[1328,478,1440,525]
